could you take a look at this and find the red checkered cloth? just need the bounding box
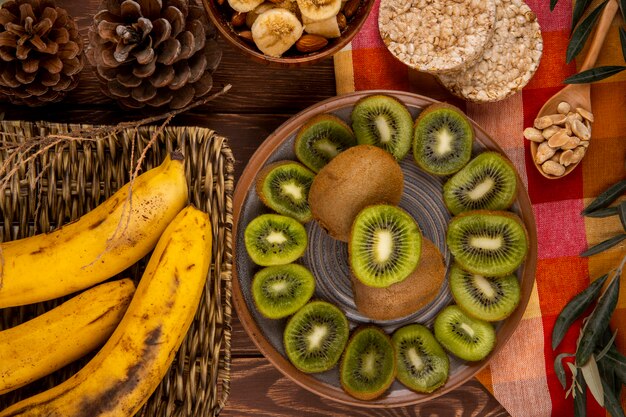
[333,1,626,415]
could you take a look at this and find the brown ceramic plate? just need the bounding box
[232,90,537,407]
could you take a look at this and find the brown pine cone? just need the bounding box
[87,0,222,110]
[0,0,83,106]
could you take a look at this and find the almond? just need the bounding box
[342,0,360,19]
[337,12,347,31]
[238,30,254,43]
[296,34,328,53]
[231,12,247,27]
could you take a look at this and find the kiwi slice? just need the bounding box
[350,95,413,160]
[340,327,396,400]
[446,210,528,277]
[449,263,520,322]
[350,204,422,288]
[252,264,316,319]
[295,114,357,172]
[443,152,518,215]
[244,214,307,266]
[434,305,496,362]
[413,103,474,176]
[256,161,315,223]
[284,300,349,373]
[392,324,449,393]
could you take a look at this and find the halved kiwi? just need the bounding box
[295,114,357,172]
[351,238,445,321]
[392,324,449,393]
[244,214,307,266]
[446,210,528,276]
[284,300,349,373]
[349,204,422,288]
[413,103,474,176]
[340,327,396,400]
[308,145,404,242]
[350,95,413,160]
[252,264,316,319]
[434,305,496,362]
[449,263,520,322]
[443,152,518,215]
[256,161,315,223]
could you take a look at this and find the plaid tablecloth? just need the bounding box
[333,1,626,415]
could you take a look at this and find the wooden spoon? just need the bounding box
[530,0,619,179]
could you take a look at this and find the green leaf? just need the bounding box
[602,348,626,385]
[552,274,609,349]
[574,372,587,417]
[621,0,626,22]
[585,206,618,218]
[572,0,594,33]
[565,66,626,84]
[619,26,626,61]
[582,179,626,214]
[555,353,575,389]
[567,1,608,63]
[595,330,617,361]
[576,275,621,365]
[580,234,626,257]
[601,377,626,417]
[551,0,559,11]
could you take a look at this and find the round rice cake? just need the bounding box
[378,0,497,74]
[438,0,543,103]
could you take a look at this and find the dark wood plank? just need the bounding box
[222,357,510,417]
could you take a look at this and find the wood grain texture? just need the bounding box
[223,358,511,417]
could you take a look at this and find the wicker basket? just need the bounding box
[0,120,233,417]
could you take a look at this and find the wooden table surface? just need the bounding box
[1,1,510,416]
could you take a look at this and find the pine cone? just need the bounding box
[87,0,222,110]
[0,0,83,106]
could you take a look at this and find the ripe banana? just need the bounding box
[296,0,341,21]
[251,8,304,57]
[228,0,264,13]
[0,279,135,396]
[0,152,188,308]
[0,205,212,417]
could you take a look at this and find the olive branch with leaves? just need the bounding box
[550,0,626,83]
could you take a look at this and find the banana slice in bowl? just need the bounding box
[297,0,342,21]
[228,0,265,12]
[251,9,304,57]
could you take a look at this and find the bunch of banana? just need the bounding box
[0,279,135,395]
[0,205,212,417]
[0,152,188,308]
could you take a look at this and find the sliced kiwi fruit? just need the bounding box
[349,204,422,288]
[446,210,528,277]
[252,264,316,319]
[295,114,357,172]
[340,327,396,400]
[434,305,496,362]
[308,145,404,242]
[443,152,518,215]
[244,214,307,266]
[392,324,449,393]
[284,300,349,373]
[413,103,474,176]
[350,95,413,160]
[256,161,315,223]
[352,238,445,321]
[449,262,520,322]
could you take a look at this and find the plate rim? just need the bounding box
[232,90,538,408]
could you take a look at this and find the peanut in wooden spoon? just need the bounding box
[530,0,619,179]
